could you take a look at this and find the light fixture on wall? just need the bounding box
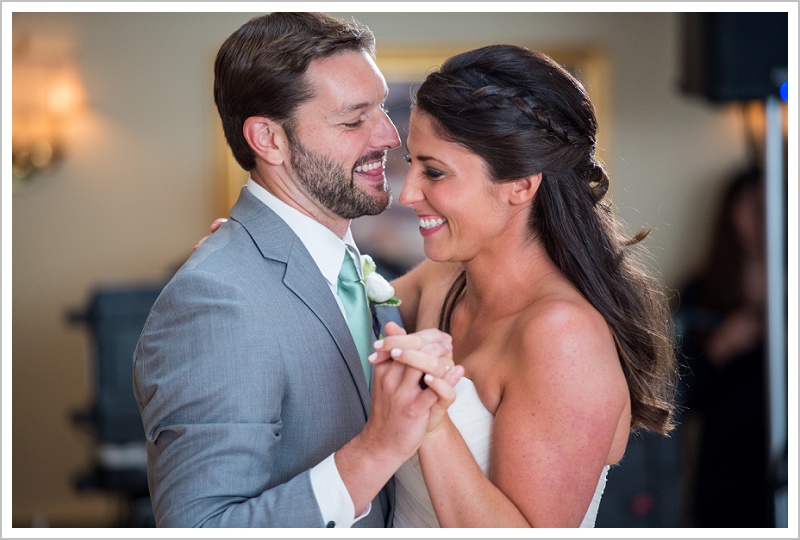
[12,31,86,187]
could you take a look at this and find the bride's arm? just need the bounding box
[416,305,628,527]
[389,267,422,334]
[390,260,460,334]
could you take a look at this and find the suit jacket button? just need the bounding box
[326,521,335,528]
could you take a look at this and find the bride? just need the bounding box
[369,44,678,527]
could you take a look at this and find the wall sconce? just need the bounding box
[12,32,86,187]
[738,99,788,165]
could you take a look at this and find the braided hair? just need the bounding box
[416,45,677,435]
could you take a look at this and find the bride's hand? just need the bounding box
[368,322,453,370]
[371,322,463,433]
[193,218,228,251]
[416,356,463,434]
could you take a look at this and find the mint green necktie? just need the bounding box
[337,251,372,385]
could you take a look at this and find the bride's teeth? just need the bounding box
[419,217,447,229]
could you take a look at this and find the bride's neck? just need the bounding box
[459,237,558,317]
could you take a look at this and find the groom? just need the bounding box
[133,12,450,527]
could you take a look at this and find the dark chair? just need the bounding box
[68,281,166,527]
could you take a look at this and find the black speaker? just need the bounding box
[680,12,788,102]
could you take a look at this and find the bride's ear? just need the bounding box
[243,116,289,166]
[504,173,542,206]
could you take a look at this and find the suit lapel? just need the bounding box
[283,246,372,412]
[230,188,372,415]
[372,304,404,339]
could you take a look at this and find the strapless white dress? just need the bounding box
[393,377,609,528]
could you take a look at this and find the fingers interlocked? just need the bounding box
[369,324,455,380]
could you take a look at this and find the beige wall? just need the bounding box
[9,11,760,526]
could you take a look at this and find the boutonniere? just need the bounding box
[360,254,401,306]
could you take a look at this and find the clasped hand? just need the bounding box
[368,322,463,444]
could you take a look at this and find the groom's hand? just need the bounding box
[335,323,461,517]
[360,324,456,455]
[370,323,463,434]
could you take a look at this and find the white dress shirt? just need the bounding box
[246,179,370,527]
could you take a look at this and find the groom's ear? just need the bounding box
[503,173,542,206]
[243,116,289,166]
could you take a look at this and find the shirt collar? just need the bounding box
[246,179,363,285]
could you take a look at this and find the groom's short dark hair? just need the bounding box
[214,12,376,171]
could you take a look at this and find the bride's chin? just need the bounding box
[422,246,453,264]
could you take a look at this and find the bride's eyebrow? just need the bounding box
[404,140,445,166]
[408,153,443,167]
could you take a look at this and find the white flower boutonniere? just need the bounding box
[360,254,401,306]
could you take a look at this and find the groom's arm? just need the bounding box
[134,266,454,527]
[134,268,328,527]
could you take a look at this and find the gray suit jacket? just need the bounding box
[133,187,399,527]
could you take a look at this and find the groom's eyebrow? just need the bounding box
[336,88,390,116]
[337,101,371,115]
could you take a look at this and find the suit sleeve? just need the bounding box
[133,267,325,527]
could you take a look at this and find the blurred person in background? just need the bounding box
[675,165,771,527]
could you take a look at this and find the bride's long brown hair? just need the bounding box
[420,45,677,435]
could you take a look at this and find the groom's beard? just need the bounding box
[288,137,392,219]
